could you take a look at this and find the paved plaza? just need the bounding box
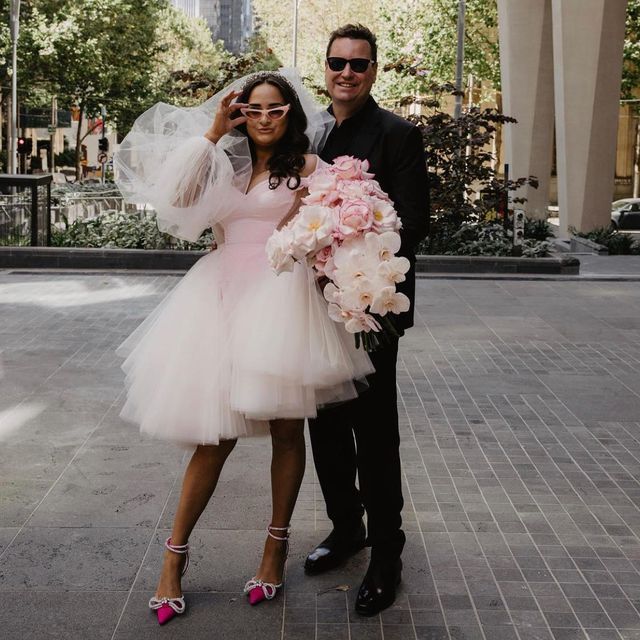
[2,267,640,640]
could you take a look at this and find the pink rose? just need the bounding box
[315,244,334,264]
[330,156,366,180]
[364,180,390,201]
[337,180,368,200]
[338,199,374,237]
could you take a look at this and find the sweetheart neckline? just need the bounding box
[244,175,270,196]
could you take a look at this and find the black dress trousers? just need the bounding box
[309,338,406,559]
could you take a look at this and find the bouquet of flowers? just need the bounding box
[266,155,410,351]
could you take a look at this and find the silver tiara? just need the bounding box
[242,71,297,94]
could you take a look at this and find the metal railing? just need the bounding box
[50,187,141,226]
[0,174,53,246]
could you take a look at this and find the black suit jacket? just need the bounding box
[320,97,430,331]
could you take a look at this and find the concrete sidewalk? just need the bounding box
[2,270,640,639]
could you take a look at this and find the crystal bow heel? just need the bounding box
[244,525,290,606]
[148,537,190,625]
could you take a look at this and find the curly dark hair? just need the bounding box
[235,72,309,190]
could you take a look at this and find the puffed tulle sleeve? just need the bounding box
[114,99,252,242]
[114,68,334,242]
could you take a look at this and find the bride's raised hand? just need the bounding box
[204,90,248,144]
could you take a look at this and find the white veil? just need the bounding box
[114,68,334,242]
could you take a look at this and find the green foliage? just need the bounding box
[377,0,500,106]
[433,221,551,257]
[50,211,214,250]
[54,148,76,167]
[573,226,640,255]
[411,84,548,257]
[524,217,554,242]
[160,33,281,107]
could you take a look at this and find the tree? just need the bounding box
[376,0,499,108]
[623,0,640,100]
[252,0,381,99]
[251,0,499,105]
[622,0,640,196]
[15,0,167,179]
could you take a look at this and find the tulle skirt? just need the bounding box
[117,244,374,445]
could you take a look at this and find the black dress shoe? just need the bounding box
[355,557,402,616]
[304,522,366,575]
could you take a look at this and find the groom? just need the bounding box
[306,24,429,615]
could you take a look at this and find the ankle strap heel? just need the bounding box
[165,537,190,576]
[149,537,190,625]
[243,525,291,606]
[267,525,290,555]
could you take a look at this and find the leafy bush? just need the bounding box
[573,226,640,255]
[402,84,550,257]
[524,218,554,241]
[55,148,77,167]
[50,211,214,250]
[419,219,552,257]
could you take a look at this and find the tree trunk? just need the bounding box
[75,101,84,182]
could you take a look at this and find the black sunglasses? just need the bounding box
[326,57,375,73]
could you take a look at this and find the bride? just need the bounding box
[114,70,373,625]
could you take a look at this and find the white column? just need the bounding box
[552,0,628,234]
[498,0,555,220]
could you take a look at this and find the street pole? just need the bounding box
[9,0,21,174]
[292,0,298,67]
[100,104,106,184]
[50,95,57,173]
[454,0,465,120]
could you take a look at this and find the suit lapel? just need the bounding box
[321,99,384,167]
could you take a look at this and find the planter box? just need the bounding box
[0,246,205,270]
[0,247,580,275]
[415,254,580,275]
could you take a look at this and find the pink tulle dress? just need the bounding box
[115,138,373,445]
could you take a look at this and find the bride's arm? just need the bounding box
[275,155,320,230]
[115,91,250,243]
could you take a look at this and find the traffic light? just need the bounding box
[17,138,33,155]
[98,137,109,153]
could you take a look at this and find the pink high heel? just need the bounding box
[244,525,290,606]
[148,537,190,625]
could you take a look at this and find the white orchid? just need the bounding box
[323,282,343,305]
[365,231,402,262]
[340,279,376,312]
[377,256,410,284]
[369,287,411,316]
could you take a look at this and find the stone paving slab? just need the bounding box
[2,272,640,639]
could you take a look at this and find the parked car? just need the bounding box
[611,199,640,230]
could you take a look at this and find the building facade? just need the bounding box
[172,0,253,53]
[218,0,253,53]
[498,0,629,234]
[199,0,220,40]
[170,0,200,19]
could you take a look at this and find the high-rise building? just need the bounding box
[170,0,200,18]
[171,0,253,53]
[199,0,221,40]
[218,0,253,53]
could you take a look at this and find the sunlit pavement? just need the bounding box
[2,266,640,640]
